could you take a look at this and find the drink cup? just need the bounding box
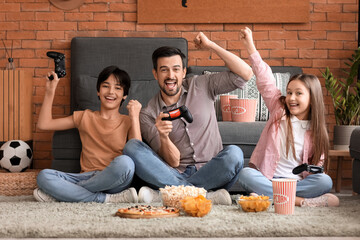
[272,178,297,215]
[220,95,237,121]
[230,98,257,122]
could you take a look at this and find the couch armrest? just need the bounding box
[350,127,360,159]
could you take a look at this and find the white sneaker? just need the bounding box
[138,186,161,203]
[105,187,138,203]
[301,193,340,207]
[33,188,57,202]
[207,189,232,205]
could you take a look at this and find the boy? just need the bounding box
[34,66,141,203]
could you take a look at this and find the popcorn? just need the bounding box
[160,185,207,209]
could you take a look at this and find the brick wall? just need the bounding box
[0,0,357,186]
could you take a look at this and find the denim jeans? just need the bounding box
[123,139,244,191]
[237,167,333,198]
[36,155,135,202]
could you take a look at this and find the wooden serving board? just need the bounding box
[115,211,179,219]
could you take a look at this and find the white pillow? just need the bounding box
[206,71,290,121]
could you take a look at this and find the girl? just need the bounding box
[237,27,339,207]
[34,66,142,203]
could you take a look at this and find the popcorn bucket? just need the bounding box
[220,95,237,121]
[272,179,297,215]
[230,98,257,122]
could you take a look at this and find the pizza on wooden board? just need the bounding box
[115,205,180,219]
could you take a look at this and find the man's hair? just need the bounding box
[152,46,186,70]
[96,65,131,106]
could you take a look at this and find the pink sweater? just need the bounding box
[248,51,323,180]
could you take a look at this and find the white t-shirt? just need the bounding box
[273,115,310,180]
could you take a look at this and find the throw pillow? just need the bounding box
[75,75,159,114]
[75,75,100,111]
[203,71,290,121]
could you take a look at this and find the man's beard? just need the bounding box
[160,81,180,96]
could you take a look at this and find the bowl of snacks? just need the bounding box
[237,195,271,212]
[181,195,212,217]
[160,185,207,209]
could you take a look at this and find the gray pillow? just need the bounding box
[75,75,100,111]
[120,80,159,114]
[204,71,290,121]
[74,74,159,114]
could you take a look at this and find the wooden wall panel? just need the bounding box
[138,0,310,23]
[0,70,32,142]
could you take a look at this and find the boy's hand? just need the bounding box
[45,71,60,94]
[240,27,257,55]
[194,32,214,50]
[127,100,142,119]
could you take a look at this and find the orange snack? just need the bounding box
[237,195,271,212]
[180,195,212,217]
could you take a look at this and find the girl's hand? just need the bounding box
[127,100,142,119]
[194,32,214,50]
[240,27,257,55]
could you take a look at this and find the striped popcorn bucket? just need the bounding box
[220,95,238,121]
[272,179,297,215]
[230,98,257,122]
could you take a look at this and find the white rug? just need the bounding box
[0,195,359,238]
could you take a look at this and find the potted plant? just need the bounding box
[322,47,360,150]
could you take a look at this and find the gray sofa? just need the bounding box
[350,127,360,194]
[51,37,302,192]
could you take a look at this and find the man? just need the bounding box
[124,32,253,205]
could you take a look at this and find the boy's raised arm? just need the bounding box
[37,72,75,131]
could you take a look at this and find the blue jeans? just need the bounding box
[123,139,244,191]
[237,167,333,198]
[36,155,135,202]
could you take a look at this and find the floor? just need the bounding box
[3,238,360,240]
[3,187,358,240]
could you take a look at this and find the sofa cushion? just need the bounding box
[74,74,160,114]
[71,37,188,113]
[75,75,100,111]
[207,71,290,121]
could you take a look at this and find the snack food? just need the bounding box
[237,195,271,212]
[116,205,180,219]
[160,185,207,209]
[181,195,212,217]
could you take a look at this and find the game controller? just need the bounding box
[292,163,324,175]
[46,51,66,80]
[162,105,193,123]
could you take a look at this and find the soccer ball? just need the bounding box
[0,140,33,172]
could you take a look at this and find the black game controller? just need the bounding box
[47,51,66,80]
[292,163,324,175]
[162,105,193,123]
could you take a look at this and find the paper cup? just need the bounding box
[220,95,237,121]
[230,98,257,122]
[272,179,297,215]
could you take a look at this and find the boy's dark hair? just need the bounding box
[152,46,186,70]
[96,66,131,106]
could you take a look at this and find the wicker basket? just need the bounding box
[0,169,41,196]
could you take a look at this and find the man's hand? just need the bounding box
[155,112,173,138]
[194,32,214,50]
[127,100,142,120]
[240,27,257,55]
